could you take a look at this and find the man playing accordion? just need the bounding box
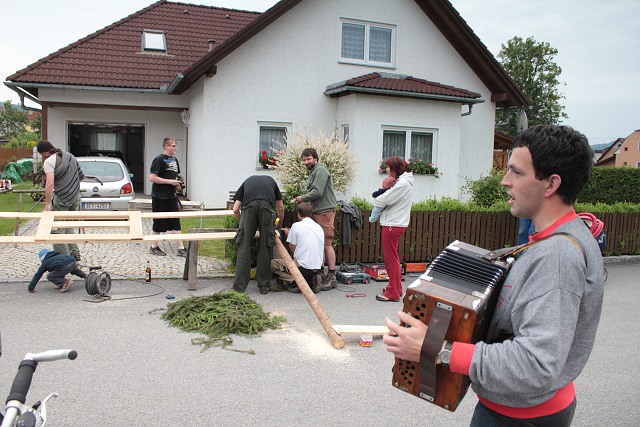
[384,125,605,427]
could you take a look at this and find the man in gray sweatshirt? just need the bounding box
[384,125,604,426]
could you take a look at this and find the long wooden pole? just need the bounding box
[274,231,345,349]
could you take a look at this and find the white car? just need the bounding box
[77,157,135,210]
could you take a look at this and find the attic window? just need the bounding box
[340,19,395,67]
[143,30,167,52]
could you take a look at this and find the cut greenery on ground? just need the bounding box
[161,290,286,353]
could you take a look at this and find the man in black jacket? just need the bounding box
[28,248,87,293]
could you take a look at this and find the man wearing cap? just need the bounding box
[28,248,87,293]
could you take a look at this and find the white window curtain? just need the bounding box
[341,23,365,60]
[369,26,392,63]
[383,131,406,159]
[97,132,116,151]
[410,132,433,162]
[259,127,287,156]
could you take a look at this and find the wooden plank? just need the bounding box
[0,212,42,219]
[128,210,144,240]
[34,211,54,241]
[332,325,388,335]
[50,220,131,228]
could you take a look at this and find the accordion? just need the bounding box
[391,240,516,411]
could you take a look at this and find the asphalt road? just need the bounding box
[0,262,638,426]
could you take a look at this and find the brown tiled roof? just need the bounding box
[7,0,259,92]
[325,73,481,101]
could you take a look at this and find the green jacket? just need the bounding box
[301,163,336,213]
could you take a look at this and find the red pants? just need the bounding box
[382,226,406,300]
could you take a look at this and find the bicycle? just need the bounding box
[1,334,77,427]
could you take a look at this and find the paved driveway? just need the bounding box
[0,262,637,426]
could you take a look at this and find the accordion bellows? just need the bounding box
[392,240,514,412]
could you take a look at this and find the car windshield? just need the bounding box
[79,161,124,182]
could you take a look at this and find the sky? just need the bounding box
[1,0,638,145]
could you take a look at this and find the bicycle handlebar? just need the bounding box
[6,350,77,404]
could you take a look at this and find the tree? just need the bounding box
[497,36,567,136]
[0,101,29,140]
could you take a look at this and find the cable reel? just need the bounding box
[85,268,111,297]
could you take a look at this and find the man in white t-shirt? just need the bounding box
[274,202,324,293]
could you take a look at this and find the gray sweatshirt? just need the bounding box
[469,216,605,407]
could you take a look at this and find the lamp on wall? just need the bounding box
[180,109,190,127]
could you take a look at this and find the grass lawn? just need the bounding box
[0,182,231,260]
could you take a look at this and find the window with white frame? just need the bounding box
[259,123,290,161]
[143,30,166,52]
[340,20,394,66]
[382,128,435,163]
[342,125,350,144]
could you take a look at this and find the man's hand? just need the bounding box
[383,311,428,363]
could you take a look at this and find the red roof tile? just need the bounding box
[8,0,260,91]
[326,73,481,100]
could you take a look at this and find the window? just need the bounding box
[143,30,166,52]
[259,123,290,160]
[97,132,116,151]
[342,125,350,144]
[382,128,435,163]
[340,20,394,66]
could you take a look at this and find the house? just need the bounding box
[5,0,529,208]
[595,130,640,168]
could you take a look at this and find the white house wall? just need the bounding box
[184,0,497,208]
[39,88,189,195]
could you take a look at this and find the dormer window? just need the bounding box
[340,19,395,67]
[143,30,167,52]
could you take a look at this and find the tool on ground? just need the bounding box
[84,266,111,297]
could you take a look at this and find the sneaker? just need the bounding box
[320,272,337,291]
[376,294,400,302]
[150,246,167,256]
[59,278,73,293]
[70,251,81,261]
[259,286,270,295]
[176,248,187,258]
[287,284,301,293]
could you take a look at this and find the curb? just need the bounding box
[603,255,640,265]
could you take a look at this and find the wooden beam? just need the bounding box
[332,325,389,335]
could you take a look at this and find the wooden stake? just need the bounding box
[273,231,345,349]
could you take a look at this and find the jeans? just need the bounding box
[470,400,576,427]
[517,218,535,245]
[47,261,87,286]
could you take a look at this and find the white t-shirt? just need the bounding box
[43,154,57,174]
[287,217,324,270]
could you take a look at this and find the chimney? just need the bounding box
[208,39,216,51]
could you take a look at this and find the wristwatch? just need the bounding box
[437,340,453,367]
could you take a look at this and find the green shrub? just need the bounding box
[461,169,508,207]
[579,167,640,204]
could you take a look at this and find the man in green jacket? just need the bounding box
[294,148,337,290]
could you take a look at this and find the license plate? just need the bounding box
[82,202,110,210]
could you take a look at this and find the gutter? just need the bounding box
[4,82,41,111]
[324,85,485,105]
[4,81,169,95]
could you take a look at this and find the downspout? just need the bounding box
[166,73,184,94]
[461,103,473,117]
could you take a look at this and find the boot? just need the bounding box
[320,271,337,291]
